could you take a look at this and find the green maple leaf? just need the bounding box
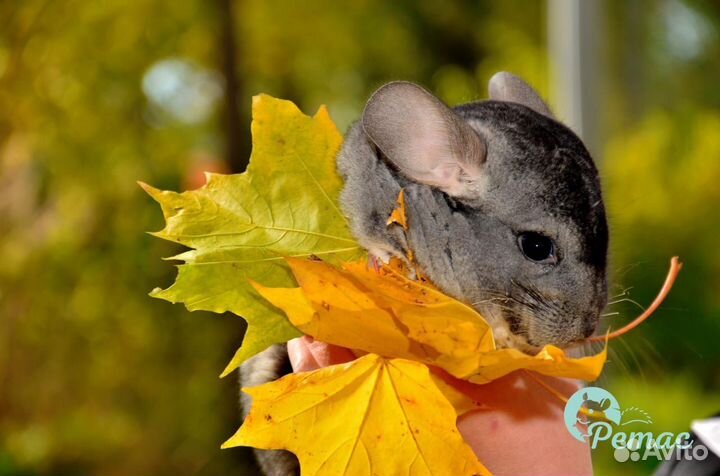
[141,95,363,376]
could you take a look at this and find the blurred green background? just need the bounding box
[0,1,718,475]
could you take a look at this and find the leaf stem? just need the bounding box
[587,256,683,343]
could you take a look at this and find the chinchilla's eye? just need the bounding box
[518,232,557,264]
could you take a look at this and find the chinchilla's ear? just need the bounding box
[362,81,486,199]
[488,72,555,119]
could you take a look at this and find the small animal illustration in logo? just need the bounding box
[564,387,622,442]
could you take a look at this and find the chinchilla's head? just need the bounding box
[338,73,608,352]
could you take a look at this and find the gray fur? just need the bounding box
[340,73,608,350]
[240,344,299,476]
[241,72,609,474]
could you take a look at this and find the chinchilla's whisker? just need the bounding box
[470,300,516,313]
[519,280,562,316]
[636,337,661,360]
[507,281,567,330]
[471,294,520,305]
[601,311,620,318]
[615,336,649,382]
[608,345,634,377]
[471,289,535,312]
[592,339,606,355]
[472,303,513,312]
[598,312,622,326]
[612,261,645,279]
[606,297,646,312]
[470,296,511,304]
[632,338,663,376]
[569,340,591,358]
[583,339,606,358]
[480,305,531,341]
[469,289,508,299]
[609,286,634,300]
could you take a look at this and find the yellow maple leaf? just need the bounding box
[253,257,496,378]
[224,353,491,476]
[386,189,408,229]
[254,257,607,383]
[467,343,606,384]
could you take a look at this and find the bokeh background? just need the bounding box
[1,1,719,475]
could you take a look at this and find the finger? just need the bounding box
[304,339,356,367]
[287,336,322,372]
[288,336,357,371]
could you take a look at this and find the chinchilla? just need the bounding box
[240,72,609,475]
